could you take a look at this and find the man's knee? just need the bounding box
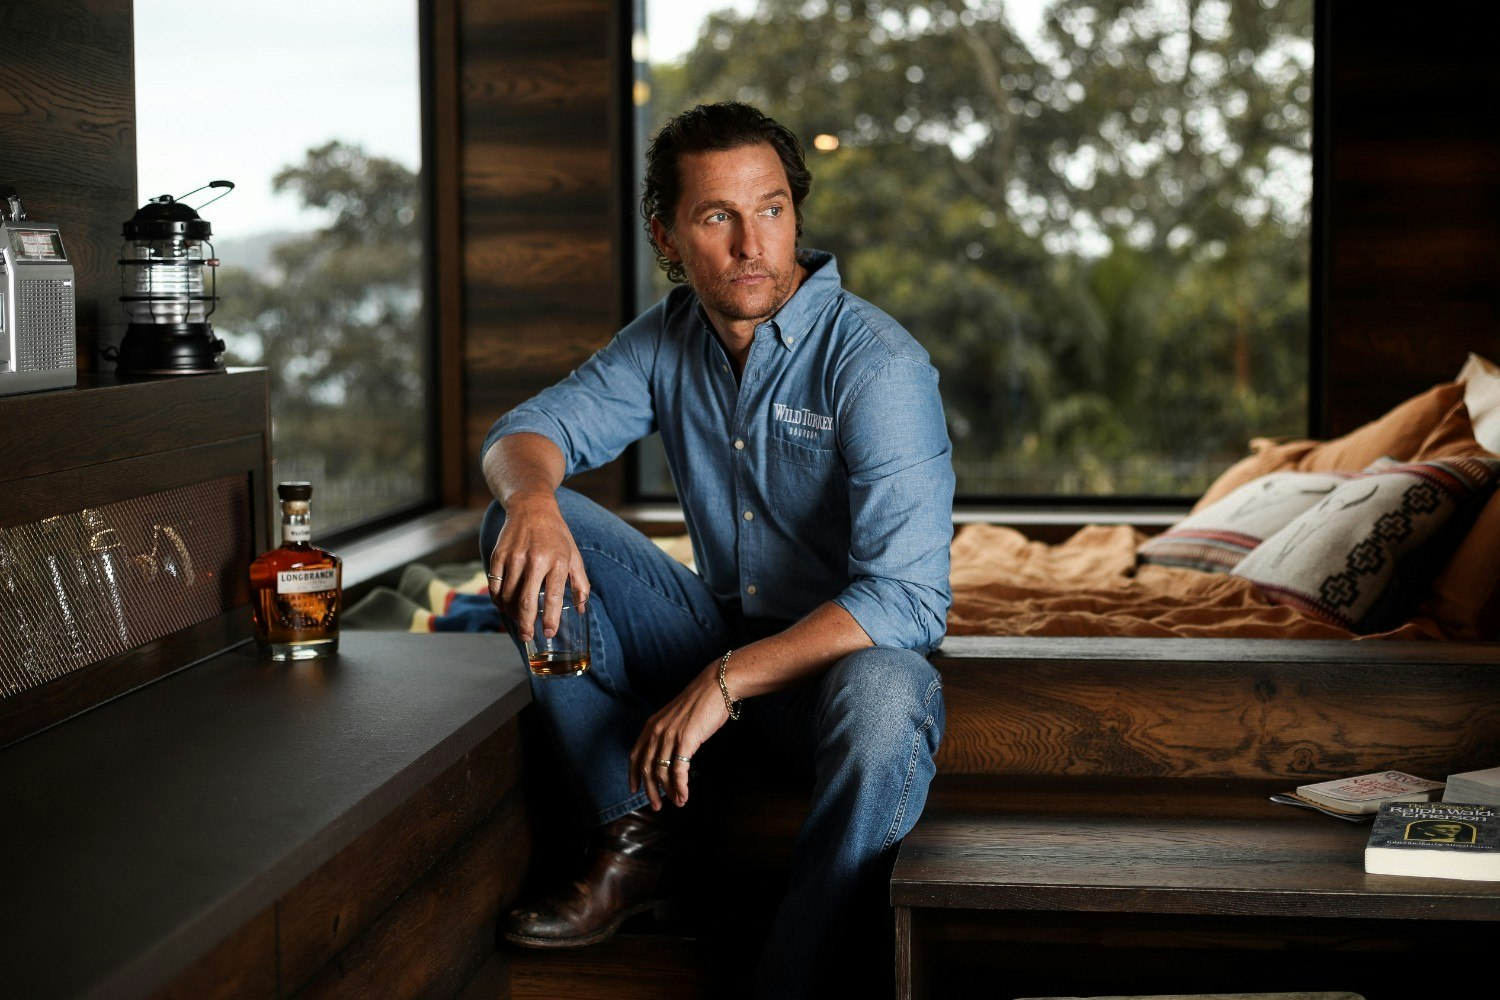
[480,487,607,563]
[480,499,507,562]
[818,646,944,744]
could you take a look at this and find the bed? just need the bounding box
[950,354,1500,643]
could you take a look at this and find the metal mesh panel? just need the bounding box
[0,476,252,697]
[16,278,76,371]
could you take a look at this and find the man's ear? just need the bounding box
[650,215,680,262]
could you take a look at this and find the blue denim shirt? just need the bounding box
[482,250,954,653]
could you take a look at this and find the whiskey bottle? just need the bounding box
[249,482,341,660]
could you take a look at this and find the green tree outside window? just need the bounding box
[638,0,1312,498]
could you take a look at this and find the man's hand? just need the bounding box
[482,433,589,642]
[628,663,730,810]
[487,491,590,643]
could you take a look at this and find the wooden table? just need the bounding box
[0,631,530,999]
[891,776,1500,999]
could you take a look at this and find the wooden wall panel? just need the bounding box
[0,0,137,371]
[456,0,624,509]
[1322,4,1500,435]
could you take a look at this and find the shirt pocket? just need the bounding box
[765,435,848,534]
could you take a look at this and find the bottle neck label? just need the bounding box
[277,567,337,594]
[284,523,311,543]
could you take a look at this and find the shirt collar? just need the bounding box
[766,249,838,352]
[693,249,840,354]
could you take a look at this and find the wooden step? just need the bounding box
[933,636,1500,779]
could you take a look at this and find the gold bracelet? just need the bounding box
[717,649,741,720]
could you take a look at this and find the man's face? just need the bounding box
[652,143,800,329]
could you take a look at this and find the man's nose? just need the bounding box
[735,220,761,258]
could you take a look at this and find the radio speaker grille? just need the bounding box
[0,476,252,697]
[16,278,76,371]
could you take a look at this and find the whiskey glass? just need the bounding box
[523,587,590,678]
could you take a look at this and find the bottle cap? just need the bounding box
[277,482,313,501]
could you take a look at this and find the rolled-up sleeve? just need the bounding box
[480,306,662,479]
[832,356,954,653]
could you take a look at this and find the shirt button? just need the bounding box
[742,510,754,521]
[721,364,730,373]
[784,336,794,345]
[734,439,745,450]
[746,584,758,595]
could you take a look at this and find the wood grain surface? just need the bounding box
[893,777,1500,921]
[0,0,137,369]
[508,935,712,1000]
[278,722,526,991]
[291,789,529,999]
[456,0,626,509]
[148,908,276,1000]
[1321,3,1500,434]
[933,638,1500,779]
[0,371,271,486]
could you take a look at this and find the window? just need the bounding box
[632,0,1313,501]
[134,1,430,534]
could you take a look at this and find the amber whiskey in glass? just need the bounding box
[249,482,341,660]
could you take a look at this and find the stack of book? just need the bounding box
[1272,770,1444,821]
[1443,765,1500,807]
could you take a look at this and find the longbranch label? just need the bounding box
[277,568,338,594]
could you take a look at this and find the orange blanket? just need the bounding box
[946,524,1446,640]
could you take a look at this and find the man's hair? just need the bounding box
[641,102,812,284]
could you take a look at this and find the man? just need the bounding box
[481,101,953,997]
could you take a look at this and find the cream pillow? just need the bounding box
[1232,457,1500,633]
[1458,352,1500,454]
[1140,471,1353,572]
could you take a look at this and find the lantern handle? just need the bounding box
[176,179,235,212]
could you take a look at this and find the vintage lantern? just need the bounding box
[115,180,233,376]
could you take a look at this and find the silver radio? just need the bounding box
[1,187,78,396]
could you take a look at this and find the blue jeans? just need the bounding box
[481,488,945,998]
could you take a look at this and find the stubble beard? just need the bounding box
[696,252,798,324]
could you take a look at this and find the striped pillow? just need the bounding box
[1139,471,1355,573]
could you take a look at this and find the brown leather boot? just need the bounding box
[502,807,671,948]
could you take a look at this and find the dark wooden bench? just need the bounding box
[894,636,1500,999]
[1,373,542,997]
[0,631,533,998]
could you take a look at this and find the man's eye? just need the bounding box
[764,205,782,218]
[707,212,729,223]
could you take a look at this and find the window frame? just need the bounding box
[618,0,1326,512]
[132,2,444,550]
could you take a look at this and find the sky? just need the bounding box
[644,0,1048,63]
[134,0,422,242]
[132,1,1046,243]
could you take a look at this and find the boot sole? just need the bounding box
[501,899,666,950]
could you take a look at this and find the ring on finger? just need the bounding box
[655,758,671,768]
[673,755,692,764]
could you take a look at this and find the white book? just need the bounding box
[1443,765,1500,807]
[1295,770,1444,814]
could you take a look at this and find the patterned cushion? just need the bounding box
[1140,471,1355,573]
[1232,457,1500,633]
